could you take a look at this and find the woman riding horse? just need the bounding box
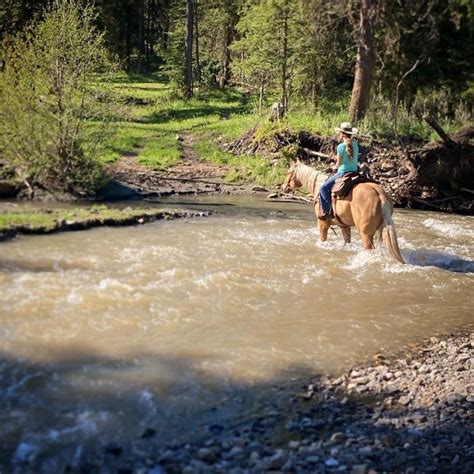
[281,124,405,264]
[319,122,359,220]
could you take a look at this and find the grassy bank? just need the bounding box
[0,204,210,241]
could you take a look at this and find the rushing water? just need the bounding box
[0,196,473,469]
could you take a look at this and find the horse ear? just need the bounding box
[290,157,299,165]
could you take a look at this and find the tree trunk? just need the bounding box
[281,0,289,107]
[349,0,376,123]
[194,0,201,83]
[218,0,235,89]
[184,0,194,98]
[125,20,131,73]
[137,0,145,72]
[145,0,153,71]
[219,23,232,88]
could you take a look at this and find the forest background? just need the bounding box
[0,0,473,195]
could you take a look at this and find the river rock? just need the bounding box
[260,450,287,470]
[330,432,346,443]
[0,180,22,197]
[351,464,368,474]
[147,466,166,474]
[325,457,339,467]
[97,179,142,200]
[197,447,216,463]
[14,442,40,463]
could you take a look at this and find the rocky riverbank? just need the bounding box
[65,329,474,474]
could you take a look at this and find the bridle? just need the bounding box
[282,165,301,192]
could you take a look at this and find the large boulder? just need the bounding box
[96,179,142,201]
[0,180,22,198]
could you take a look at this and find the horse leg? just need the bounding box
[318,219,331,242]
[341,225,351,244]
[360,232,375,250]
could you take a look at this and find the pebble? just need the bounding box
[325,457,340,467]
[330,432,346,443]
[261,450,287,470]
[147,466,165,474]
[351,464,368,474]
[358,446,373,457]
[197,448,216,463]
[288,440,300,450]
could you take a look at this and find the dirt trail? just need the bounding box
[108,132,249,197]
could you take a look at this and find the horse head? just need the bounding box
[281,159,302,193]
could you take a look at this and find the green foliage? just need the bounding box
[279,144,300,165]
[0,0,120,194]
[193,137,287,187]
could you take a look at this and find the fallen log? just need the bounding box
[267,192,312,203]
[423,116,457,147]
[430,195,463,204]
[410,196,446,210]
[301,148,331,160]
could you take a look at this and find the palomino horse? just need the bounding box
[282,159,405,264]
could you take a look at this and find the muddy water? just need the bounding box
[0,196,473,467]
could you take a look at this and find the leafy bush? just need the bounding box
[0,0,119,195]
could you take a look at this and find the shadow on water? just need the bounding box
[0,347,471,474]
[404,249,474,273]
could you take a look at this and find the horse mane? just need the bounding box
[295,162,328,198]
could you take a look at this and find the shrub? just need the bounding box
[0,0,119,195]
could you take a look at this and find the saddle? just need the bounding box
[332,172,375,198]
[316,172,376,225]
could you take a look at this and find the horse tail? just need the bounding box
[374,186,405,264]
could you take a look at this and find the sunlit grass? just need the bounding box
[193,137,287,187]
[0,212,55,231]
[98,74,472,186]
[99,76,260,172]
[0,205,179,232]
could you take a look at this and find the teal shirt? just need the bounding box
[337,141,359,173]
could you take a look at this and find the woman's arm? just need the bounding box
[332,154,342,172]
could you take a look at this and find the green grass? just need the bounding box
[193,137,287,187]
[0,212,55,231]
[0,205,178,233]
[98,74,260,174]
[97,73,472,188]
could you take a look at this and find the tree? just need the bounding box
[349,0,377,123]
[232,0,305,111]
[218,0,238,88]
[184,0,194,97]
[0,0,118,194]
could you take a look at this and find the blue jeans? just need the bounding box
[319,172,345,214]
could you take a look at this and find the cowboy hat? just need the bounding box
[335,122,358,135]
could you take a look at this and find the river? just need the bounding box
[0,196,473,470]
